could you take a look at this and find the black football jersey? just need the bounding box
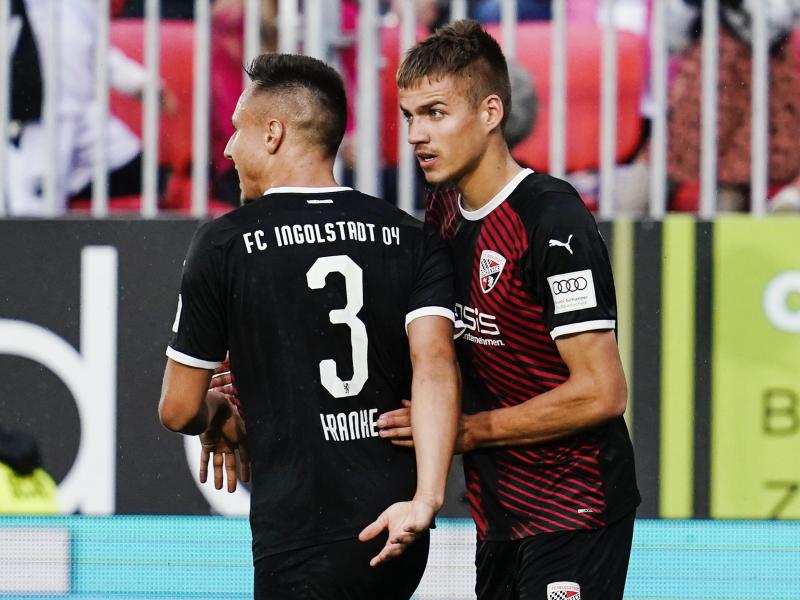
[426,170,639,541]
[168,186,454,558]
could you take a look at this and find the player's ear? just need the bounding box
[264,118,285,154]
[482,95,504,133]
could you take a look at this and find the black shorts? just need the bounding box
[475,511,635,600]
[254,531,430,600]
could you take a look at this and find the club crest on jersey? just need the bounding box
[479,250,506,294]
[547,581,580,600]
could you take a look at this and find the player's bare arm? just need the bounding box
[359,315,460,566]
[461,329,626,451]
[159,358,250,492]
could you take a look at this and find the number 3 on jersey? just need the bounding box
[306,255,368,398]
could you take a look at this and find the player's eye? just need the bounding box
[402,113,413,124]
[429,109,444,118]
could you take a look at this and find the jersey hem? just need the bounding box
[251,523,367,561]
[476,497,641,542]
[550,319,616,340]
[405,306,456,333]
[166,346,223,369]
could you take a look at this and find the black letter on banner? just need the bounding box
[763,389,799,436]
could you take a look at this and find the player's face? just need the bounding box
[224,88,270,202]
[399,75,488,186]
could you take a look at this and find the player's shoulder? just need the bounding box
[192,209,242,249]
[361,191,422,223]
[509,172,595,230]
[350,190,425,232]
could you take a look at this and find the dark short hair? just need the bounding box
[397,20,511,128]
[245,53,347,158]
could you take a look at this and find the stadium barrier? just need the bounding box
[0,1,778,218]
[0,516,799,599]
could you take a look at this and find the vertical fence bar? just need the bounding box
[304,0,325,59]
[598,0,617,219]
[450,0,468,22]
[191,0,211,217]
[649,0,668,218]
[397,0,416,215]
[141,0,160,217]
[750,0,768,216]
[549,0,567,178]
[0,0,10,216]
[243,0,262,86]
[278,0,299,54]
[43,0,60,216]
[92,0,111,218]
[328,0,345,184]
[500,0,517,59]
[355,0,380,197]
[699,0,718,219]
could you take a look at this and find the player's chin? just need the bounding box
[421,168,450,186]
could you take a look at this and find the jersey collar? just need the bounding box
[263,186,352,195]
[458,168,534,221]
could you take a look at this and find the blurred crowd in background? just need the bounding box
[4,0,800,217]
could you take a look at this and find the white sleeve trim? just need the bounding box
[550,319,616,340]
[166,346,223,370]
[405,306,456,334]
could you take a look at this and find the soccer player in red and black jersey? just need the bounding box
[158,54,460,599]
[379,20,640,600]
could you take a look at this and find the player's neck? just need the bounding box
[263,151,339,192]
[456,145,524,212]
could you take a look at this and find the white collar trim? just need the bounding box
[263,186,352,196]
[458,168,534,221]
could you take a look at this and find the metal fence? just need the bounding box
[0,0,775,218]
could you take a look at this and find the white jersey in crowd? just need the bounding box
[4,0,142,216]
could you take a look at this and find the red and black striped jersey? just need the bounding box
[426,169,639,541]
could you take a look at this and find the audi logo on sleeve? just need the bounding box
[546,269,597,314]
[551,277,588,294]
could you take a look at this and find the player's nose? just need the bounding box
[406,120,429,145]
[224,134,234,161]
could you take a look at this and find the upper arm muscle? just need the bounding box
[554,330,626,414]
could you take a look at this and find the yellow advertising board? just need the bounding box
[712,216,800,518]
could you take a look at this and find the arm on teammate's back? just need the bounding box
[462,329,626,450]
[377,329,625,452]
[359,315,460,566]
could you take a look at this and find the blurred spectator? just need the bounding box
[210,0,278,205]
[384,0,442,31]
[340,0,446,205]
[469,0,551,22]
[4,0,174,215]
[505,59,538,150]
[667,0,800,212]
[0,426,58,514]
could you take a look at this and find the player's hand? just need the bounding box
[376,400,413,447]
[209,357,238,400]
[378,402,475,454]
[357,496,437,567]
[199,396,250,493]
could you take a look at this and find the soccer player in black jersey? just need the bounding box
[379,20,640,600]
[157,53,460,599]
